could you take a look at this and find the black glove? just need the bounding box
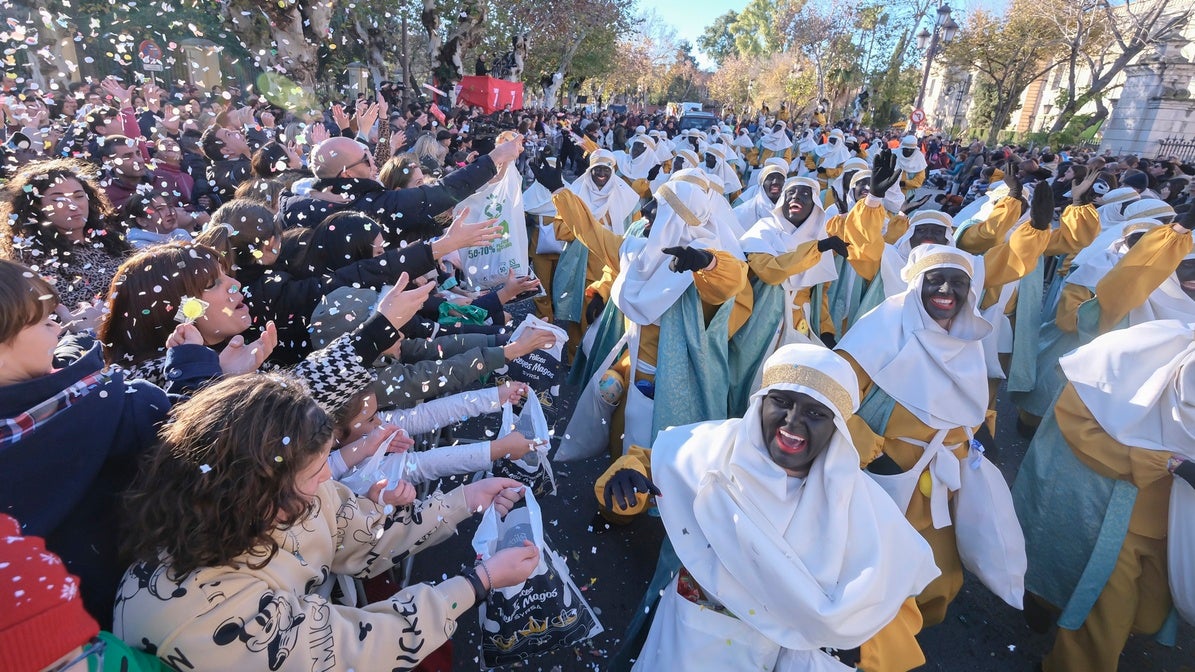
[1029,184,1055,231]
[1003,160,1023,200]
[871,149,899,195]
[531,156,565,191]
[816,166,827,174]
[819,332,837,348]
[1175,459,1195,488]
[647,163,662,181]
[585,293,605,323]
[817,235,849,257]
[1180,203,1195,232]
[662,246,715,273]
[602,468,661,511]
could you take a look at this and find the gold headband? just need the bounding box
[906,252,973,281]
[672,173,711,192]
[761,364,854,418]
[657,184,702,227]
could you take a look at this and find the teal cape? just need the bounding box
[726,279,824,416]
[1012,391,1178,642]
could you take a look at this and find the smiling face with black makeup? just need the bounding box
[762,172,785,203]
[760,390,836,478]
[921,267,971,328]
[590,164,612,189]
[852,176,872,201]
[909,223,950,249]
[783,183,815,227]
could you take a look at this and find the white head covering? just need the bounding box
[653,344,940,654]
[702,144,743,195]
[1066,219,1159,290]
[734,163,787,230]
[761,120,793,153]
[733,128,755,150]
[616,134,658,180]
[740,177,838,291]
[610,171,743,325]
[878,211,957,298]
[830,157,870,201]
[796,128,819,155]
[895,135,928,174]
[567,149,640,234]
[1122,198,1176,223]
[673,148,700,171]
[838,244,992,429]
[648,130,673,163]
[1059,319,1195,457]
[815,128,850,169]
[1095,187,1139,228]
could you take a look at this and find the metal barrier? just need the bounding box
[1155,137,1195,162]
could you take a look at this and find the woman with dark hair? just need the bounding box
[250,140,303,179]
[0,158,130,319]
[120,191,193,248]
[195,201,496,365]
[115,373,538,671]
[1160,176,1190,207]
[378,153,425,190]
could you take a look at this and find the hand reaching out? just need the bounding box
[218,321,277,374]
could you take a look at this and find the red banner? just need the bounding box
[457,76,524,114]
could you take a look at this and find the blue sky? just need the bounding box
[654,0,1011,69]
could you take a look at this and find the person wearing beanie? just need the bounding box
[0,514,165,672]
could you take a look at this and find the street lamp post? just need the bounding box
[913,3,959,128]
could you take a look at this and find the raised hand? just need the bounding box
[434,207,504,257]
[530,155,564,191]
[1002,160,1023,199]
[376,273,437,330]
[331,103,351,131]
[871,149,899,195]
[218,321,277,374]
[1069,165,1100,206]
[1029,183,1055,231]
[503,326,557,360]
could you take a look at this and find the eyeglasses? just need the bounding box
[340,151,373,175]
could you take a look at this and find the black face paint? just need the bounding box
[921,267,971,324]
[902,148,915,158]
[783,185,816,227]
[705,153,717,169]
[762,173,785,203]
[760,390,836,478]
[852,176,872,201]
[631,142,646,159]
[591,165,612,188]
[909,223,950,249]
[673,156,687,171]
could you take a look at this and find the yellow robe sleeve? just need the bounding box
[622,175,653,200]
[1043,204,1100,257]
[828,197,888,281]
[859,597,926,672]
[1095,225,1194,332]
[901,169,926,191]
[552,189,624,271]
[980,225,1050,290]
[820,164,844,183]
[693,251,749,306]
[957,197,1023,254]
[884,214,910,245]
[746,244,822,285]
[593,445,653,522]
[1054,383,1172,539]
[1054,284,1093,333]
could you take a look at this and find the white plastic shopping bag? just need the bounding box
[453,162,529,290]
[952,444,1027,609]
[472,490,603,668]
[489,393,556,497]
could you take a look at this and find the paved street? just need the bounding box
[411,370,1195,671]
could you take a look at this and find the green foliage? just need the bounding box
[732,0,786,59]
[698,11,740,66]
